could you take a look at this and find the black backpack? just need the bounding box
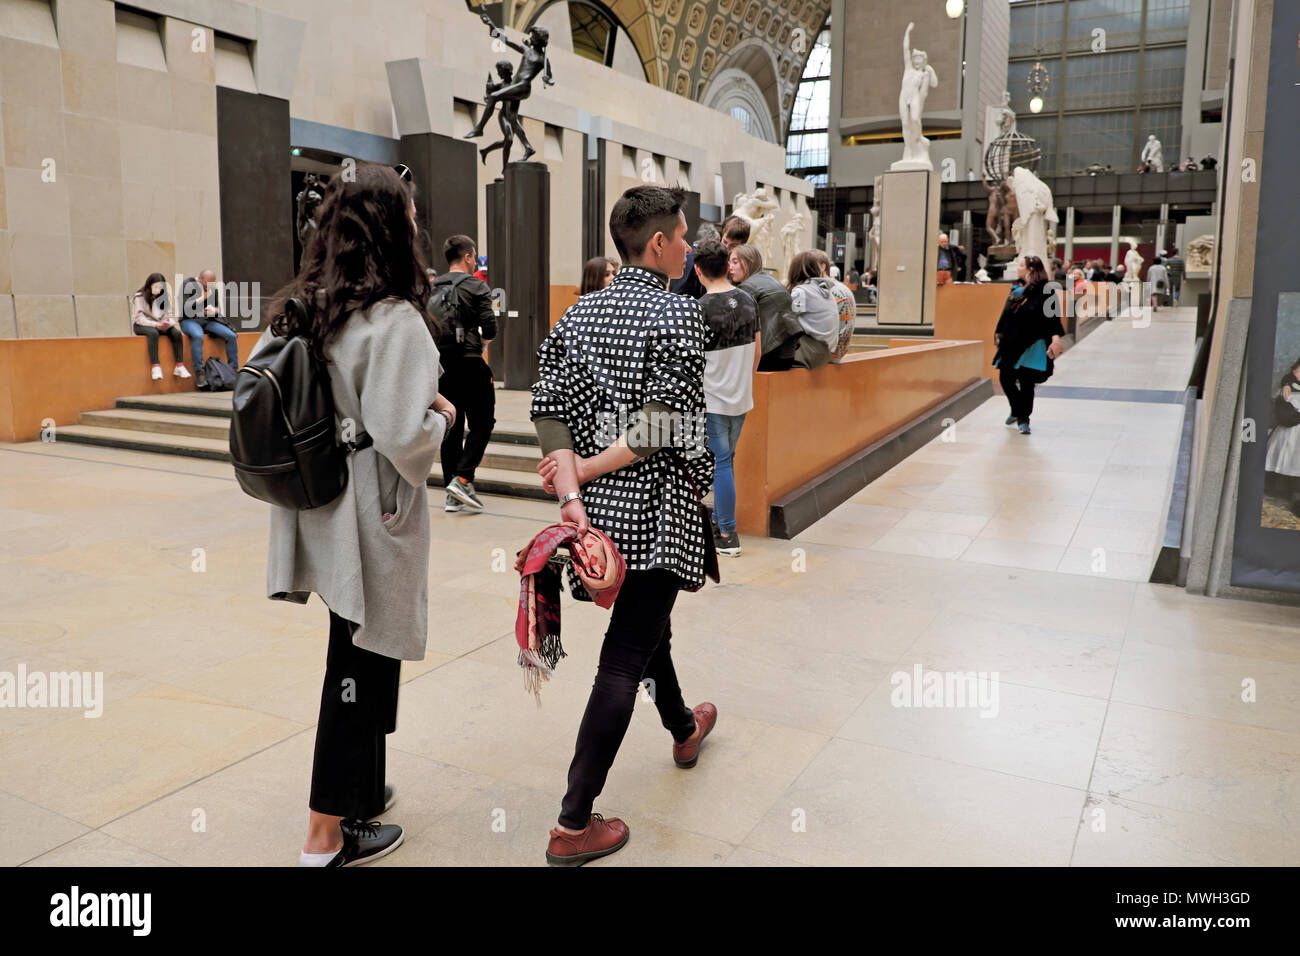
[429,273,472,346]
[229,299,371,510]
[199,356,237,391]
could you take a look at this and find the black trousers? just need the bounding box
[439,356,497,485]
[309,610,401,820]
[133,323,185,366]
[558,569,697,829]
[1000,366,1039,423]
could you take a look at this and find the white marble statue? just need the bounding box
[983,90,1017,162]
[868,176,882,265]
[1186,234,1215,272]
[780,212,810,272]
[1008,166,1058,265]
[1140,135,1164,172]
[732,187,780,265]
[892,22,938,171]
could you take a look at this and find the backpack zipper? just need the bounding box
[244,366,296,437]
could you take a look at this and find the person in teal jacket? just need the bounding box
[993,255,1064,435]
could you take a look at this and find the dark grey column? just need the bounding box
[398,133,476,268]
[216,88,293,330]
[502,161,550,390]
[485,179,507,379]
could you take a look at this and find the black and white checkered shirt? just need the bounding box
[531,265,715,588]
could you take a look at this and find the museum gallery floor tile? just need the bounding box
[2,312,1298,866]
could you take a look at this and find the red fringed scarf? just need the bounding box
[514,522,625,704]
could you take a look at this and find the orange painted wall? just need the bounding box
[0,333,261,443]
[731,339,984,536]
[550,285,580,329]
[934,284,1008,378]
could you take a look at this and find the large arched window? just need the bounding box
[785,19,831,186]
[528,0,646,81]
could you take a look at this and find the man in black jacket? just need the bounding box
[180,269,240,389]
[431,235,498,512]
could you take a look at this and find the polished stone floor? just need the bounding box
[2,306,1298,866]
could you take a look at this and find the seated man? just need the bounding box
[180,269,239,387]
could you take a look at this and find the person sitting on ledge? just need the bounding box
[728,243,804,372]
[132,273,190,382]
[783,251,837,371]
[181,269,240,388]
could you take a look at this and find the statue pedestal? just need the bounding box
[877,168,940,326]
[499,161,550,391]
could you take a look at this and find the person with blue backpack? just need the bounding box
[239,164,456,867]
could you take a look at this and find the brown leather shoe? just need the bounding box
[545,812,629,866]
[672,702,717,768]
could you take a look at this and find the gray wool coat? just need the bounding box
[249,298,447,661]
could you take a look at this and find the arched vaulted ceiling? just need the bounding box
[511,0,831,143]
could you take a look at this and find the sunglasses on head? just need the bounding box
[393,164,414,184]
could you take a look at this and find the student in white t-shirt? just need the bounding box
[692,238,760,557]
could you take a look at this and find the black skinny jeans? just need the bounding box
[132,323,185,366]
[309,610,401,820]
[558,568,697,829]
[1000,366,1039,424]
[438,355,497,485]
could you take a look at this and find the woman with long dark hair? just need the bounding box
[580,255,618,295]
[250,164,457,867]
[993,255,1064,435]
[131,272,190,381]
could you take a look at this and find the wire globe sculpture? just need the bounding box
[983,130,1041,185]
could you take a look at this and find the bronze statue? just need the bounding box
[295,172,327,249]
[463,12,553,173]
[982,178,1018,247]
[477,60,532,167]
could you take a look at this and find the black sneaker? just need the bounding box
[313,820,404,868]
[715,532,742,556]
[444,492,463,513]
[447,477,484,510]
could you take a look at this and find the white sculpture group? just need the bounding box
[1008,167,1059,266]
[730,187,808,275]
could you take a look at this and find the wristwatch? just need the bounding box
[558,491,583,506]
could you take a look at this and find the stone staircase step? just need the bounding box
[54,424,550,499]
[80,408,230,439]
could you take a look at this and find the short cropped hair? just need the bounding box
[722,217,751,244]
[692,238,729,280]
[608,185,686,262]
[443,234,476,265]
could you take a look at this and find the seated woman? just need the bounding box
[783,251,839,371]
[728,243,805,372]
[811,249,855,362]
[131,273,191,381]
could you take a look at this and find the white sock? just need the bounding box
[299,848,341,867]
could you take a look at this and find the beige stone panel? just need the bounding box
[52,0,118,59]
[71,235,127,295]
[0,165,5,229]
[60,52,119,118]
[14,294,76,337]
[9,232,70,294]
[0,229,10,295]
[168,131,219,192]
[3,167,69,237]
[172,241,221,287]
[0,37,62,111]
[1233,129,1262,299]
[163,20,215,84]
[121,181,175,241]
[73,294,131,337]
[0,290,15,335]
[116,63,174,129]
[1,102,65,171]
[62,113,121,180]
[169,76,217,137]
[124,239,176,291]
[173,186,220,246]
[119,120,173,186]
[66,174,124,238]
